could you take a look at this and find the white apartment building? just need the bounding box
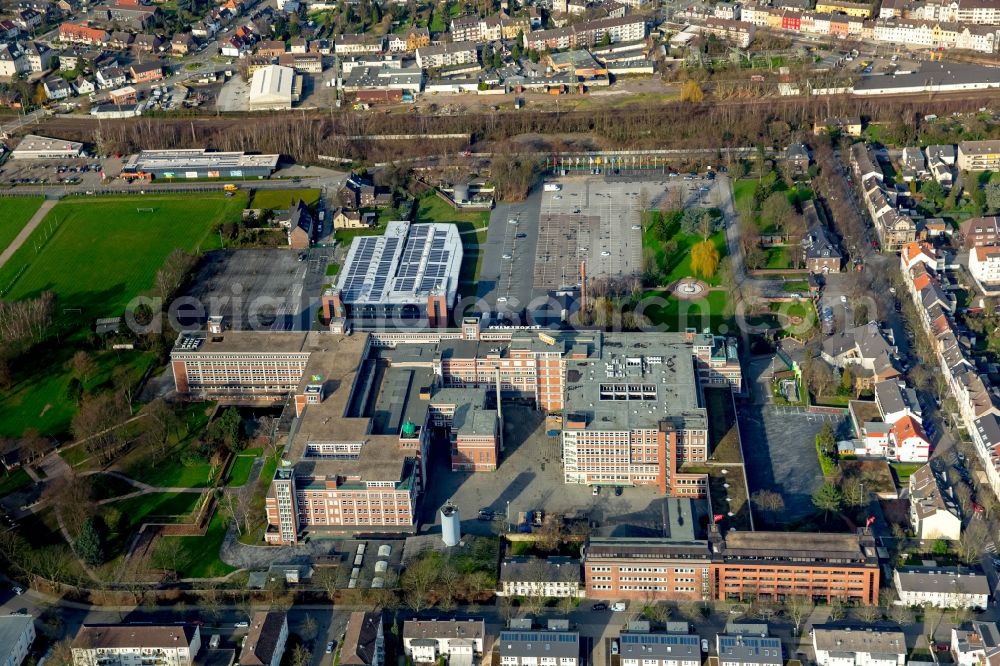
[402,620,485,663]
[893,568,990,610]
[812,627,905,666]
[497,557,583,598]
[620,633,700,666]
[499,630,579,666]
[909,464,961,541]
[969,246,1000,290]
[71,625,201,666]
[0,616,36,666]
[239,612,288,666]
[415,43,478,68]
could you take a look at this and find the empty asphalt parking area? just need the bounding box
[181,248,331,330]
[737,404,844,522]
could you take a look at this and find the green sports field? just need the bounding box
[0,193,247,315]
[0,196,44,257]
[0,193,247,439]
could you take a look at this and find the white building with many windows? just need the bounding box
[0,616,36,666]
[497,557,583,598]
[499,631,579,666]
[812,627,905,666]
[402,619,485,664]
[969,245,1000,292]
[620,632,700,666]
[71,625,201,666]
[893,568,990,610]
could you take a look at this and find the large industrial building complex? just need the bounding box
[170,321,741,544]
[119,149,281,180]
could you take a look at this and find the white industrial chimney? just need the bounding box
[441,501,461,547]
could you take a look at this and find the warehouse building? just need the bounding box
[248,64,299,110]
[120,149,281,179]
[11,134,83,159]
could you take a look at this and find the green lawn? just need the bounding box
[0,468,33,498]
[100,491,205,555]
[0,196,44,256]
[111,491,203,520]
[643,225,728,287]
[0,193,245,314]
[88,473,139,501]
[763,247,793,269]
[325,262,340,276]
[429,9,446,31]
[158,511,236,579]
[782,280,810,293]
[890,463,922,483]
[414,190,490,227]
[1,346,153,439]
[250,188,321,210]
[413,190,489,295]
[635,290,732,333]
[226,455,256,488]
[120,404,216,487]
[733,179,756,216]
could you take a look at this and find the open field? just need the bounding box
[0,193,243,439]
[0,193,246,316]
[0,196,44,256]
[0,345,153,439]
[250,188,321,210]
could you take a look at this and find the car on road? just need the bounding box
[592,486,600,496]
[508,218,518,225]
[601,251,611,257]
[502,254,512,260]
[553,195,561,200]
[591,603,608,611]
[614,486,623,496]
[701,640,709,654]
[516,233,527,238]
[611,602,626,612]
[326,642,335,654]
[611,641,619,656]
[12,586,24,595]
[631,224,641,230]
[496,297,508,303]
[235,622,249,628]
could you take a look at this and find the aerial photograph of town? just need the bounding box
[5,0,1000,662]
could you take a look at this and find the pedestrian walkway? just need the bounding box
[0,198,57,271]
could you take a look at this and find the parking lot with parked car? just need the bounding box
[0,159,104,188]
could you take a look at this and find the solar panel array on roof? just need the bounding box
[500,632,578,643]
[335,220,462,308]
[341,236,379,301]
